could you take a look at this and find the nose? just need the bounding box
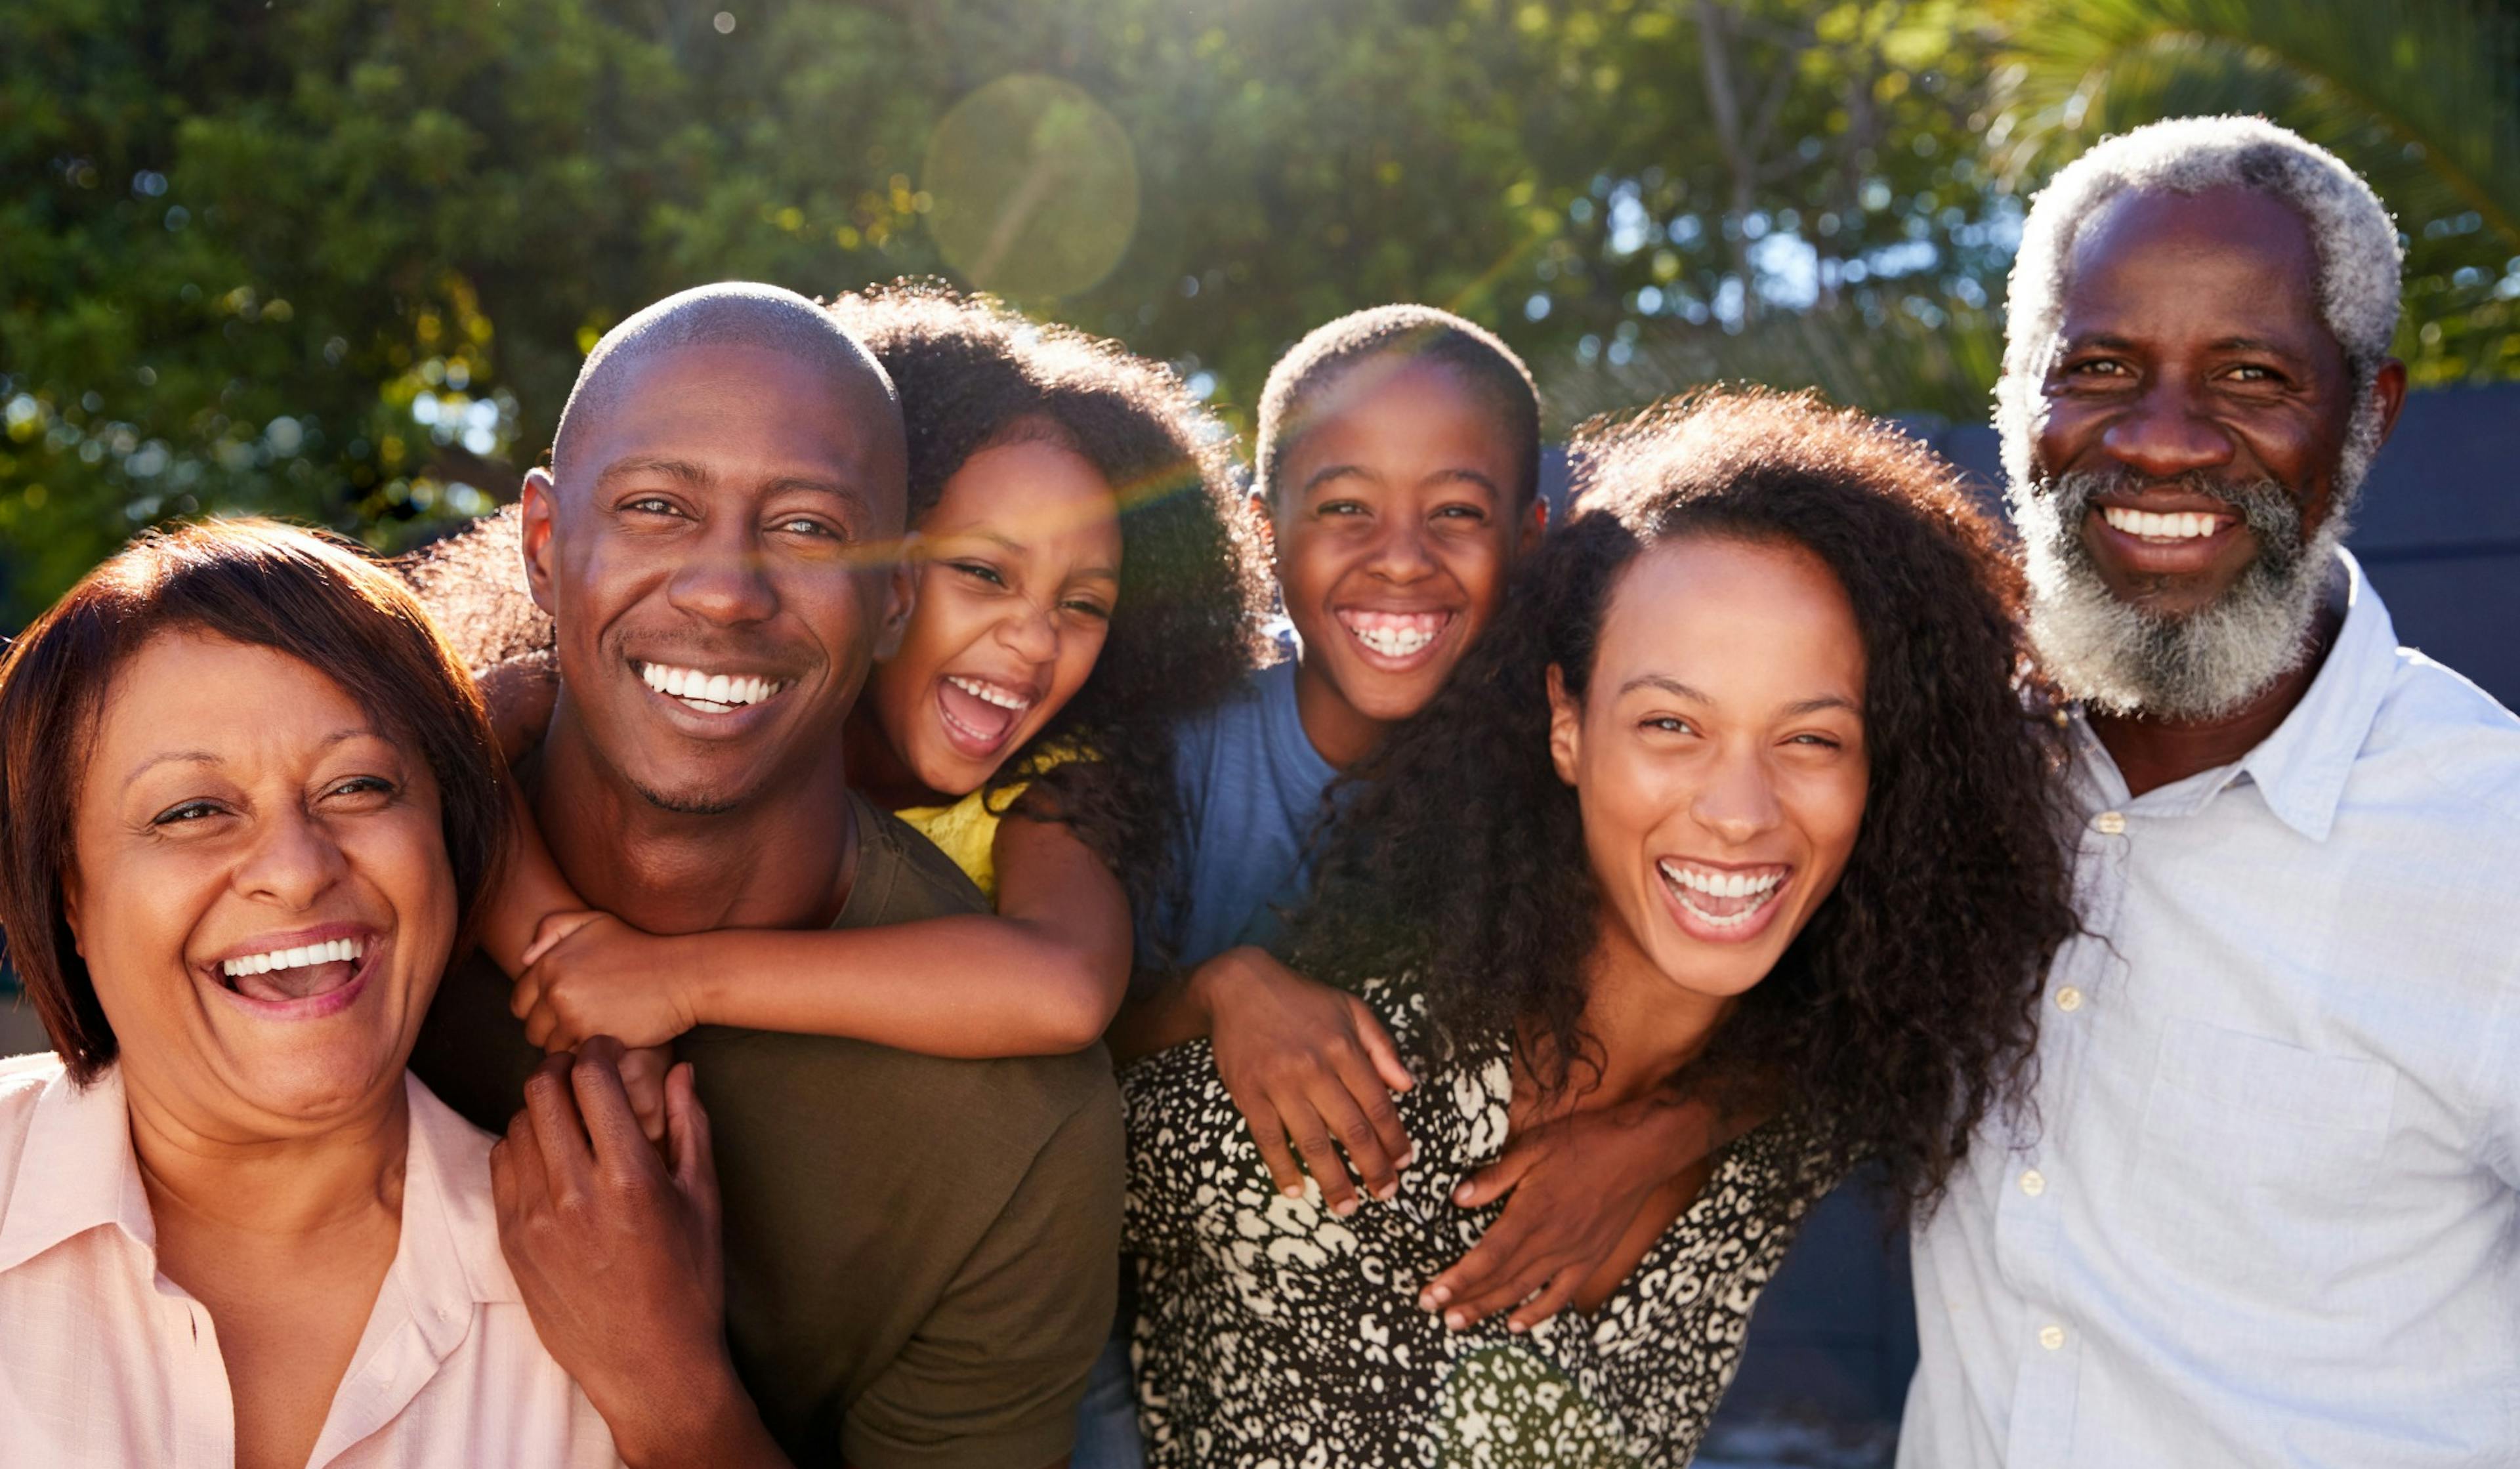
[233,807,347,913]
[1362,516,1439,585]
[2100,376,2233,482]
[1689,745,1785,848]
[665,524,778,627]
[992,597,1060,665]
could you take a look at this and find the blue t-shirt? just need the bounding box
[1143,659,1339,972]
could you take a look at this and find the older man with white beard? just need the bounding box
[1900,117,2520,1468]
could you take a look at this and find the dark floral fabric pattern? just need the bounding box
[1122,979,1844,1468]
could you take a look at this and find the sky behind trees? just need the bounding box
[5,0,2517,618]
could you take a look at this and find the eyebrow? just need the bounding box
[944,531,1120,582]
[598,458,870,512]
[124,727,382,785]
[1618,676,1860,718]
[1301,464,1503,497]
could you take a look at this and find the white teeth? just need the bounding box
[945,675,1034,712]
[2103,507,2221,541]
[222,936,364,978]
[1655,860,1784,899]
[638,662,785,710]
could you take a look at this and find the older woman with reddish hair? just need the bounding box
[0,520,625,1468]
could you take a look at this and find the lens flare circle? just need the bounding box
[923,75,1139,300]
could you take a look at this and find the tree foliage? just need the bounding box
[5,0,2517,619]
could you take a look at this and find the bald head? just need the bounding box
[553,282,906,492]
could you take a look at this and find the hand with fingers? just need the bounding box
[1193,946,1417,1218]
[489,1037,789,1469]
[511,910,700,1054]
[1416,1090,1732,1335]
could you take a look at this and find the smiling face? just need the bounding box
[522,343,912,815]
[1550,537,1868,1003]
[1272,358,1540,764]
[865,433,1123,799]
[2014,185,2405,717]
[66,631,455,1130]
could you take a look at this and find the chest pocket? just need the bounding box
[2131,1018,2395,1297]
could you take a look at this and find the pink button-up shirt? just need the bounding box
[0,1052,623,1467]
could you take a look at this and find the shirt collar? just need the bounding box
[398,1071,524,1333]
[0,1063,520,1319]
[2232,550,2398,841]
[2068,550,2398,842]
[0,1062,156,1275]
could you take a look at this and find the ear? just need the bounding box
[1518,495,1549,552]
[520,468,560,615]
[1546,663,1582,787]
[1246,488,1277,556]
[2368,358,2409,447]
[873,534,918,663]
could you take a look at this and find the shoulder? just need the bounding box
[0,1054,65,1193]
[2361,648,2520,826]
[1171,661,1289,760]
[848,795,990,922]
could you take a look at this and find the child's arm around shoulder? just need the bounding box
[514,797,1132,1059]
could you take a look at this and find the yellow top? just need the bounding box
[892,746,1085,903]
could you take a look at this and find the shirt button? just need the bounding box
[2055,986,2084,1012]
[2040,1324,2067,1351]
[2091,811,2127,836]
[2020,1169,2047,1197]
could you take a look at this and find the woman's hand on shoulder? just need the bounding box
[1419,1090,1727,1333]
[513,911,701,1054]
[1194,946,1417,1217]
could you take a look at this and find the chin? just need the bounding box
[226,1043,408,1127]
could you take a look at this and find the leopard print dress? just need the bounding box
[1121,979,1844,1468]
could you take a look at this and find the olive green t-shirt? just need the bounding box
[410,792,1124,1469]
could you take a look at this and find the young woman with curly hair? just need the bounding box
[1118,390,2080,1468]
[436,282,1270,1071]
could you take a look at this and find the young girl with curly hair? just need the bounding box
[1118,390,2081,1467]
[432,283,1269,1067]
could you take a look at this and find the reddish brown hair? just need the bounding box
[0,520,508,1081]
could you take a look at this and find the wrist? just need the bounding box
[671,934,719,1031]
[612,1354,778,1469]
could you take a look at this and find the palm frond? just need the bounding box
[1987,0,2520,250]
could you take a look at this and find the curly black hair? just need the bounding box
[1288,389,2078,1216]
[827,283,1274,943]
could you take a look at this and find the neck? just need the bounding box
[1532,913,1736,1113]
[839,703,935,811]
[1290,655,1390,771]
[2090,570,2349,798]
[124,1066,407,1243]
[535,688,860,934]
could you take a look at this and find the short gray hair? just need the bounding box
[1995,115,2403,492]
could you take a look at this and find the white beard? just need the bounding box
[2010,466,2351,721]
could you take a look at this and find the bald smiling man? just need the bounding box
[408,284,1124,1469]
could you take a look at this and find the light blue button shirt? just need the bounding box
[1902,552,2520,1468]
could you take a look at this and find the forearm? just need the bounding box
[1104,970,1213,1064]
[686,914,1123,1057]
[481,780,593,976]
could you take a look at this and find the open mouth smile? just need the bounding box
[207,929,376,1018]
[635,660,792,715]
[2097,506,2233,542]
[1333,608,1457,670]
[936,673,1038,760]
[1656,859,1792,942]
